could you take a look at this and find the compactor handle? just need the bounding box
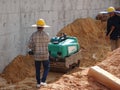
[59,33,67,42]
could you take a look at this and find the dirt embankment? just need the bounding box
[1,55,35,83]
[98,48,120,79]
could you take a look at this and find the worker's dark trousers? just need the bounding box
[35,60,50,84]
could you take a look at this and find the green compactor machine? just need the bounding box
[48,33,81,73]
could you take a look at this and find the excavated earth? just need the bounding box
[0,17,119,90]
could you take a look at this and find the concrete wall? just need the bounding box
[0,0,119,72]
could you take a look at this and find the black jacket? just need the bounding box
[106,15,120,40]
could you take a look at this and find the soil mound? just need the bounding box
[98,48,120,78]
[1,55,35,83]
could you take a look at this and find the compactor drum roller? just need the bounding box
[48,34,81,73]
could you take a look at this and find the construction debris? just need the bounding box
[96,13,109,22]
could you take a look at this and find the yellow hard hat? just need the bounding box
[32,19,50,27]
[107,7,115,13]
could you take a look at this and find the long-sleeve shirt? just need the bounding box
[106,14,120,40]
[28,30,50,61]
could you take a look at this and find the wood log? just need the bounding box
[88,66,120,90]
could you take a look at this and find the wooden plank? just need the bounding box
[88,66,120,90]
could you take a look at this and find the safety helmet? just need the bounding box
[32,19,50,27]
[107,7,115,13]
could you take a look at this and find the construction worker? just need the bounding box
[28,19,50,88]
[106,6,120,51]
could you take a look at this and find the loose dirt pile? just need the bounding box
[98,48,120,79]
[1,55,35,83]
[40,67,109,90]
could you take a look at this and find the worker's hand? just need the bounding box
[105,35,109,41]
[27,49,34,55]
[28,51,34,55]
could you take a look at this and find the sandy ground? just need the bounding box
[0,68,109,90]
[0,72,63,90]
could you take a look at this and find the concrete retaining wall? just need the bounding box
[0,0,119,72]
